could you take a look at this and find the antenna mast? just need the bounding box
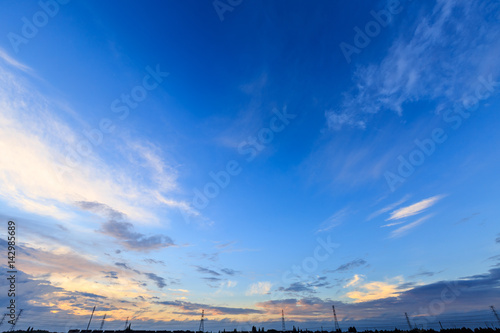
[86,306,96,331]
[9,309,23,332]
[100,314,107,330]
[0,314,7,327]
[282,309,286,332]
[405,312,413,330]
[332,306,340,332]
[199,309,205,333]
[491,306,500,327]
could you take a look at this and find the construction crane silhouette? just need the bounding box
[100,314,107,330]
[198,309,205,333]
[281,309,286,332]
[332,306,341,332]
[0,314,7,328]
[405,312,414,330]
[9,309,23,332]
[86,306,96,331]
[491,306,500,327]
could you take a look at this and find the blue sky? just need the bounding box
[0,0,500,331]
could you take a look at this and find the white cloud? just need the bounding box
[381,221,405,228]
[225,280,238,288]
[390,215,432,238]
[0,47,32,73]
[344,274,365,288]
[0,57,189,225]
[316,208,348,233]
[327,1,500,130]
[367,194,410,221]
[246,281,272,295]
[325,110,366,131]
[387,195,443,221]
[345,276,407,303]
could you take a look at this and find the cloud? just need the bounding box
[409,271,437,279]
[156,300,264,315]
[367,195,410,221]
[193,266,242,288]
[278,276,331,295]
[72,291,107,299]
[0,58,194,228]
[389,215,432,238]
[221,268,239,276]
[327,1,500,130]
[316,208,349,233]
[330,259,368,273]
[246,282,272,296]
[256,265,500,323]
[346,277,406,303]
[344,274,365,288]
[144,258,165,265]
[114,261,168,288]
[214,241,237,249]
[223,280,238,288]
[381,221,406,227]
[387,195,443,220]
[195,266,221,276]
[100,220,174,251]
[454,212,480,225]
[496,234,500,243]
[203,277,223,283]
[279,282,316,294]
[9,240,112,279]
[102,271,119,279]
[76,201,126,220]
[0,47,32,73]
[144,272,167,288]
[325,111,366,131]
[115,262,131,270]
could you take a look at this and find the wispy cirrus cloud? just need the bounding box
[367,195,410,221]
[381,220,406,228]
[389,215,433,238]
[156,300,264,316]
[387,195,443,221]
[0,48,32,73]
[0,57,191,225]
[327,0,500,130]
[316,208,349,233]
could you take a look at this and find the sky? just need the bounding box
[0,0,500,332]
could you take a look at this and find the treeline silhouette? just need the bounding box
[4,327,500,333]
